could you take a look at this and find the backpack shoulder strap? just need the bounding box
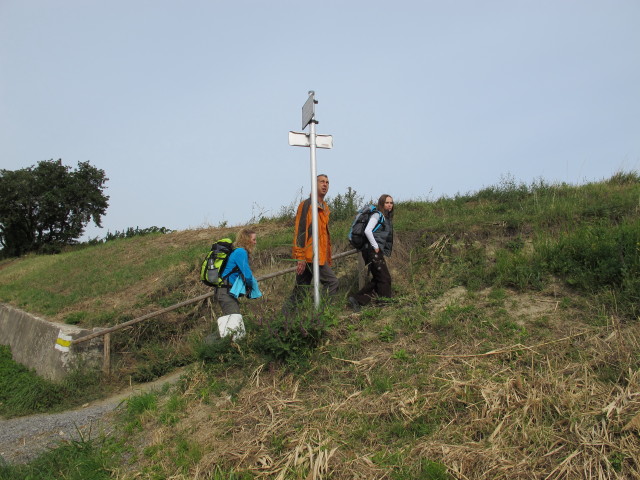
[371,209,384,232]
[220,247,241,279]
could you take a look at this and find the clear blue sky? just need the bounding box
[2,1,639,240]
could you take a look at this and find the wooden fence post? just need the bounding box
[103,333,111,375]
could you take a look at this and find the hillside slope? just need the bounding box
[1,174,639,479]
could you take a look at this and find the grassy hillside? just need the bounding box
[1,172,639,479]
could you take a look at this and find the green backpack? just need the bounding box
[200,238,235,287]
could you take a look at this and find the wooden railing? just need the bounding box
[71,249,359,373]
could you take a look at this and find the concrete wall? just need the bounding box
[0,303,104,382]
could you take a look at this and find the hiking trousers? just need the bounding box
[282,263,339,314]
[353,248,392,306]
[216,286,241,315]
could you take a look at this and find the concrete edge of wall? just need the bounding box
[0,303,104,382]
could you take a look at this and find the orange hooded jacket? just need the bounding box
[291,197,332,265]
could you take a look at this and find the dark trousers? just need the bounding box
[282,263,339,315]
[204,287,240,344]
[353,248,392,306]
[216,286,241,315]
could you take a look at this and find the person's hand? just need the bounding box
[296,261,306,275]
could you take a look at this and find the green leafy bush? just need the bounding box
[327,187,364,221]
[87,225,174,244]
[541,222,638,290]
[195,335,245,365]
[537,220,639,317]
[251,309,336,365]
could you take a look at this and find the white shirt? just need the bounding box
[364,212,383,251]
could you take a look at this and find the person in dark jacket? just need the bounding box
[348,194,395,310]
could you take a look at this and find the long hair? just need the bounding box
[235,228,256,255]
[376,194,394,220]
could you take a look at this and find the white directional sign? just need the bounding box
[288,131,333,149]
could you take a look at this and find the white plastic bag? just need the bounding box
[217,314,246,341]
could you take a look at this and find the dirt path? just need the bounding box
[0,369,184,465]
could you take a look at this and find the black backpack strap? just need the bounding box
[220,248,245,286]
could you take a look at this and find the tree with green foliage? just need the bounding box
[0,159,109,257]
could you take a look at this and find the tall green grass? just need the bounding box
[0,346,63,417]
[396,173,639,234]
[0,436,118,480]
[0,346,103,418]
[400,172,640,319]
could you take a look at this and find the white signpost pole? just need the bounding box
[308,114,320,309]
[289,91,333,310]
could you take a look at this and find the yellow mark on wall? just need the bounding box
[55,331,72,352]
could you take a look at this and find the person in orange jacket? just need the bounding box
[282,174,339,315]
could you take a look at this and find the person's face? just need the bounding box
[317,176,329,197]
[249,233,257,246]
[384,196,394,213]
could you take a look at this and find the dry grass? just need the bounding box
[113,304,640,479]
[414,332,640,479]
[96,221,640,479]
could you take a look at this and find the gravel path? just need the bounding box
[0,369,184,465]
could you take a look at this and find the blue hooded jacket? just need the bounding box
[221,247,256,287]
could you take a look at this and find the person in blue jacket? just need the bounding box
[216,228,261,316]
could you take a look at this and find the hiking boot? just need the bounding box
[348,296,361,312]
